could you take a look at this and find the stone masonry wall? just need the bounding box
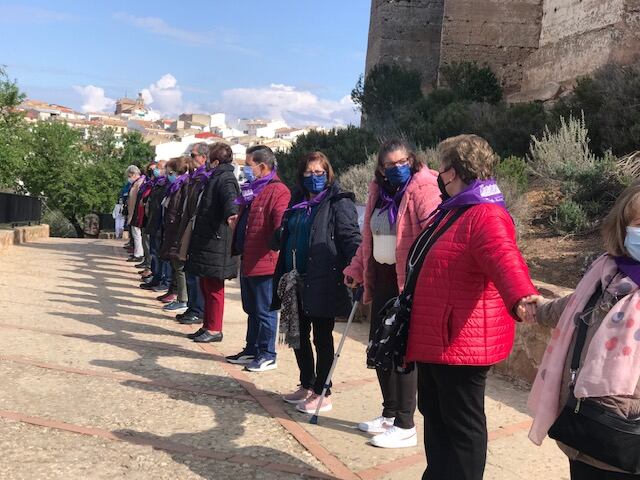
[365,0,446,91]
[0,225,50,253]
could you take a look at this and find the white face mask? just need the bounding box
[624,226,640,262]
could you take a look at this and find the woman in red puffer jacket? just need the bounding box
[406,134,540,480]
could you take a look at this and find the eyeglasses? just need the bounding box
[382,157,410,169]
[303,170,326,178]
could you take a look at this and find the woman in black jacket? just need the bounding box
[273,151,361,414]
[185,143,240,343]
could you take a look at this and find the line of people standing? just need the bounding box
[120,135,640,480]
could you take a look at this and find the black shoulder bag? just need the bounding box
[548,283,640,474]
[366,206,471,373]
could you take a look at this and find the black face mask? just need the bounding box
[437,170,452,200]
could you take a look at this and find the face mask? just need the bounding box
[303,174,327,194]
[152,168,160,178]
[625,226,640,262]
[167,174,177,184]
[437,169,453,200]
[128,177,135,184]
[243,165,256,183]
[384,164,411,187]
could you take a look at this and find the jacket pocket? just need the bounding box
[443,305,453,347]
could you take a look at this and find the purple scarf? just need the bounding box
[155,176,168,187]
[615,256,640,286]
[191,164,214,184]
[423,179,507,225]
[166,173,189,197]
[288,188,329,215]
[235,169,278,206]
[378,179,410,225]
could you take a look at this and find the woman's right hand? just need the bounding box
[345,276,361,289]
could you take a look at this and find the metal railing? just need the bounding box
[0,192,42,226]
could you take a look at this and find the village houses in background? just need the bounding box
[17,93,327,178]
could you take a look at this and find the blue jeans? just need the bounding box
[186,272,204,316]
[240,274,277,359]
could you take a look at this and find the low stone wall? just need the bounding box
[0,224,50,253]
[494,279,574,384]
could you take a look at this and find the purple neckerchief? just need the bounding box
[166,173,189,197]
[191,164,213,183]
[138,176,156,196]
[288,188,329,215]
[155,176,168,187]
[378,179,410,225]
[615,256,640,286]
[422,179,507,225]
[235,169,278,206]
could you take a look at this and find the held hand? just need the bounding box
[227,214,239,229]
[344,276,361,289]
[516,295,545,324]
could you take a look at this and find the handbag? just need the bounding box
[548,282,640,474]
[366,206,471,373]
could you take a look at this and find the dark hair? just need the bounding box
[247,145,276,169]
[209,142,234,165]
[374,139,423,185]
[166,156,188,175]
[296,151,335,191]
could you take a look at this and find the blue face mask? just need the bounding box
[385,164,412,187]
[167,174,177,184]
[303,174,327,194]
[625,226,640,262]
[152,168,160,178]
[243,165,256,183]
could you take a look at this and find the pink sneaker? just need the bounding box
[283,387,312,405]
[295,393,332,414]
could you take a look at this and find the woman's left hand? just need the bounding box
[516,295,545,323]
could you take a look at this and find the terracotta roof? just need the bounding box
[194,132,221,139]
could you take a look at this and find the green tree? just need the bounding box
[0,67,28,188]
[277,126,378,187]
[352,64,423,134]
[440,62,503,104]
[121,131,154,167]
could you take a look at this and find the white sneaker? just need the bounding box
[358,416,395,434]
[369,425,417,448]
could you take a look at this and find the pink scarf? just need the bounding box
[528,254,640,445]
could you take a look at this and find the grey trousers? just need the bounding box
[170,258,188,303]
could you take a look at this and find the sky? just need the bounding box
[0,1,371,127]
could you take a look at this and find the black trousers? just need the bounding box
[371,261,417,429]
[417,362,490,480]
[570,461,640,479]
[294,314,335,396]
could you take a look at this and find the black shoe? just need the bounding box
[178,313,202,325]
[127,256,143,263]
[193,331,223,343]
[187,327,206,339]
[135,262,148,269]
[140,281,160,290]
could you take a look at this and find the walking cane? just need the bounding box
[310,286,364,425]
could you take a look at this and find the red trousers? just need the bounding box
[200,276,225,332]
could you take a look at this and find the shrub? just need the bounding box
[552,62,640,156]
[551,200,590,235]
[339,154,376,204]
[42,208,77,238]
[439,62,503,104]
[496,156,528,195]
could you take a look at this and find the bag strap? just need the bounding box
[570,283,603,377]
[403,206,472,298]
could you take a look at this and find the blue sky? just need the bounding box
[0,1,371,126]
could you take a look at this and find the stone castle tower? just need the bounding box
[365,0,640,101]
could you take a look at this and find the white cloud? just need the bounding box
[140,74,185,116]
[73,85,115,112]
[0,5,75,24]
[219,84,359,128]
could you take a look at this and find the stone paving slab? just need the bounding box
[0,238,572,479]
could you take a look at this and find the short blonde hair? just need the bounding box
[602,181,640,256]
[437,134,497,183]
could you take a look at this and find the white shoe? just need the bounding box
[369,425,417,448]
[358,416,395,434]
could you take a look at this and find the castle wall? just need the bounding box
[365,0,445,90]
[438,0,543,94]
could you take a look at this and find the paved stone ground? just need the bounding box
[0,238,570,479]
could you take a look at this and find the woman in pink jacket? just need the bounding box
[344,139,441,449]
